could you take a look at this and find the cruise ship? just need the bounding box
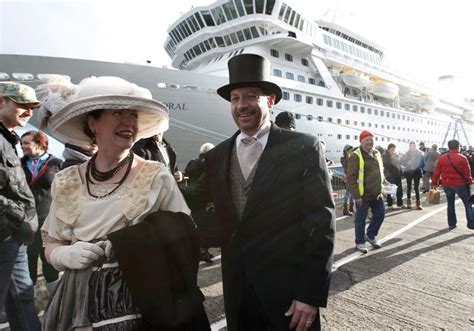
[1,0,473,167]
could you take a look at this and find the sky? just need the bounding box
[1,0,473,95]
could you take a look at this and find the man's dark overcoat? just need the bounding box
[195,124,335,330]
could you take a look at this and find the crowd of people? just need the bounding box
[0,53,472,330]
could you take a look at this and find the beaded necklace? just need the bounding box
[86,152,134,199]
[89,151,133,181]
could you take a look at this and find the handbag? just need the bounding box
[426,188,441,204]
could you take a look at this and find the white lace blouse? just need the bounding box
[41,161,190,244]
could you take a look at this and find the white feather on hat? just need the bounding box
[44,76,169,148]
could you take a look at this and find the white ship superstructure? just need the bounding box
[1,0,472,165]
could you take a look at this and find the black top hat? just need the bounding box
[217,54,282,104]
[275,111,295,129]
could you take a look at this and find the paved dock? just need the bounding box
[1,197,473,330]
[202,198,474,330]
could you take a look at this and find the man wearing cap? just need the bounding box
[275,111,296,131]
[186,54,335,330]
[346,130,386,253]
[0,82,41,330]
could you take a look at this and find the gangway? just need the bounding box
[441,116,471,148]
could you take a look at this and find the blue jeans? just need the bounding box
[443,186,474,228]
[0,238,41,331]
[354,197,385,244]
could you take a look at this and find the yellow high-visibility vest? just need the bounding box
[352,148,384,197]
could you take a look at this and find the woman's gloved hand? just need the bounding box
[96,240,113,259]
[50,241,105,271]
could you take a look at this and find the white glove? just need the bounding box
[96,240,113,259]
[50,241,105,271]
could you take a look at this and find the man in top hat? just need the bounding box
[185,54,335,330]
[346,130,387,253]
[0,82,41,330]
[275,111,296,131]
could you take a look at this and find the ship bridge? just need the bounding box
[164,0,329,71]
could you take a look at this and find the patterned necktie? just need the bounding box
[238,136,262,179]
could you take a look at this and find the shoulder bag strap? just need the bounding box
[446,154,469,185]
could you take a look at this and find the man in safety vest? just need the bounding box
[346,130,387,253]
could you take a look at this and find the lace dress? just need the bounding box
[41,161,190,330]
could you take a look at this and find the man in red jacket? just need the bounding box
[432,139,473,229]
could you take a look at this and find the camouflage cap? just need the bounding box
[0,82,40,105]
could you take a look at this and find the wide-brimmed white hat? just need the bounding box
[42,76,168,147]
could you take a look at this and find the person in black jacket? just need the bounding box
[132,131,183,182]
[0,82,41,330]
[20,131,62,292]
[382,143,404,209]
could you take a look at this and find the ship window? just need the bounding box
[284,53,293,62]
[237,30,245,42]
[222,3,234,20]
[294,94,302,102]
[289,10,296,26]
[278,3,287,19]
[233,0,246,16]
[361,122,365,127]
[250,26,259,38]
[243,28,252,40]
[337,119,342,124]
[282,91,290,100]
[243,0,254,14]
[368,123,372,127]
[336,102,342,109]
[380,110,384,116]
[215,36,225,47]
[255,0,264,13]
[186,17,197,33]
[308,78,316,85]
[294,13,301,28]
[345,104,350,111]
[224,35,232,46]
[270,49,279,58]
[391,113,395,118]
[284,6,292,23]
[194,13,205,28]
[193,45,202,56]
[360,106,365,113]
[265,0,276,15]
[301,58,309,66]
[375,137,379,141]
[374,109,378,115]
[367,108,372,114]
[317,98,324,106]
[286,72,294,80]
[353,105,358,112]
[326,100,333,107]
[306,96,313,104]
[337,134,342,139]
[273,69,282,77]
[212,7,227,25]
[201,11,215,26]
[375,124,378,128]
[297,75,305,82]
[328,117,333,122]
[230,32,238,44]
[316,116,322,121]
[345,120,350,125]
[354,121,358,126]
[203,40,211,51]
[181,21,192,36]
[346,135,350,140]
[354,135,358,140]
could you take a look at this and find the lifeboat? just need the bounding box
[340,71,371,90]
[370,80,399,100]
[419,95,438,112]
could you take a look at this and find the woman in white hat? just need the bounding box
[39,76,209,330]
